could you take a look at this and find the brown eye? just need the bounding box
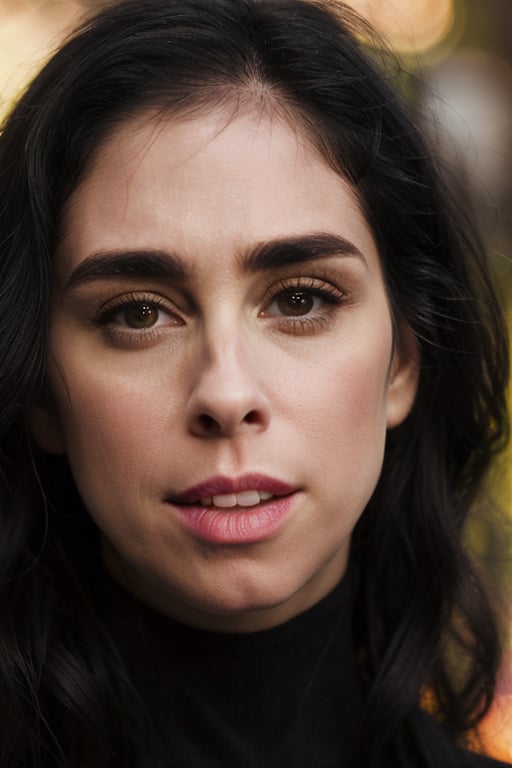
[123,302,159,329]
[276,289,315,316]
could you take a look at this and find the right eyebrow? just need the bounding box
[64,249,189,290]
[241,232,367,273]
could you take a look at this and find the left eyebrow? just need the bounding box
[64,250,189,290]
[241,233,367,272]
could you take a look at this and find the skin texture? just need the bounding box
[32,108,419,632]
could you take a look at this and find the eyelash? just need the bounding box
[95,292,181,344]
[260,278,346,334]
[94,278,346,345]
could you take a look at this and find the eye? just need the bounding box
[270,288,319,317]
[259,278,346,335]
[262,281,344,318]
[115,301,164,329]
[96,294,183,343]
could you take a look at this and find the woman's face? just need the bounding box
[35,108,418,631]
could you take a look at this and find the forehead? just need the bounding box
[56,107,377,277]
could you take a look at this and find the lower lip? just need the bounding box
[170,494,296,545]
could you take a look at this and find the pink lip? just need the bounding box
[166,474,298,545]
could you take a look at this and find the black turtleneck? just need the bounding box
[107,575,511,768]
[110,575,363,768]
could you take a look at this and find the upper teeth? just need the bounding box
[200,490,274,508]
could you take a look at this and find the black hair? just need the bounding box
[0,0,508,766]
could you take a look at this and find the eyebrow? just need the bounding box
[64,233,365,290]
[241,233,365,271]
[65,250,188,290]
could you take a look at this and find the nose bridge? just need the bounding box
[186,318,271,437]
[204,325,251,388]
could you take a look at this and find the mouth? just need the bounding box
[169,474,295,507]
[166,475,297,544]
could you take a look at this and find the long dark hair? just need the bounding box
[0,0,508,766]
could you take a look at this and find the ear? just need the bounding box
[386,324,420,429]
[28,395,67,455]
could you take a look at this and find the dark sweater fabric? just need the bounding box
[108,577,510,768]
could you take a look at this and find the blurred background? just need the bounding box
[0,0,511,757]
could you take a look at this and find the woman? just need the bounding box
[0,0,509,766]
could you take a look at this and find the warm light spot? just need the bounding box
[345,0,455,53]
[0,1,85,118]
[423,650,512,763]
[472,696,512,762]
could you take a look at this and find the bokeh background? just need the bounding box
[1,0,511,758]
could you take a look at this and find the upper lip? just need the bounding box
[169,474,296,504]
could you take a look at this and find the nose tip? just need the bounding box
[186,344,271,438]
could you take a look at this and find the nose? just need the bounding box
[186,332,271,438]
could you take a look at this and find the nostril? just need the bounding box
[195,408,262,435]
[197,413,220,433]
[244,410,260,425]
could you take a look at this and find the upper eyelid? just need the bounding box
[98,291,176,313]
[271,277,342,290]
[95,292,179,328]
[262,276,345,300]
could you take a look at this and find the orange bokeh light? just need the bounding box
[345,0,455,53]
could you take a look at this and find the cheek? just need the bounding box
[47,360,170,513]
[321,360,389,472]
[283,332,393,511]
[287,339,393,448]
[51,345,179,449]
